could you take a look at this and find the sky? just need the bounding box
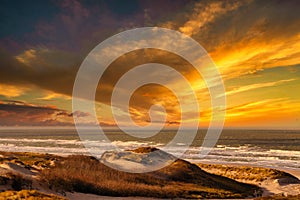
[0,0,299,129]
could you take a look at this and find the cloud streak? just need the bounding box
[0,84,30,98]
[0,100,92,126]
[224,78,297,97]
[179,0,250,36]
[224,98,300,127]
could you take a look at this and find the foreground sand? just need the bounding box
[0,151,299,199]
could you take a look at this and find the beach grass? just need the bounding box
[197,163,299,182]
[0,190,67,200]
[40,154,259,199]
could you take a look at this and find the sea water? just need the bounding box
[0,127,299,170]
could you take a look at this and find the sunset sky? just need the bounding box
[0,0,299,129]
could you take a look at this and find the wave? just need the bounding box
[0,137,299,170]
[0,138,82,145]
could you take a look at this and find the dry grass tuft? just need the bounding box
[0,190,66,200]
[0,151,60,170]
[128,147,159,153]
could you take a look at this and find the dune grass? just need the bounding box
[197,163,298,182]
[0,190,66,200]
[41,155,181,198]
[41,154,259,199]
[0,151,59,169]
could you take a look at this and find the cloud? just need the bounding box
[222,97,300,128]
[2,0,299,95]
[224,78,297,97]
[211,33,300,79]
[0,83,30,98]
[195,0,300,79]
[0,47,199,127]
[0,100,91,126]
[159,0,300,80]
[15,48,78,72]
[1,0,300,128]
[225,98,300,119]
[37,91,71,101]
[179,0,250,36]
[0,47,78,99]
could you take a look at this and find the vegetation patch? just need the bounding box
[197,163,299,182]
[41,153,259,199]
[0,190,66,200]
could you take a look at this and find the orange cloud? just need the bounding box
[15,48,78,72]
[179,0,249,36]
[224,78,297,97]
[0,84,29,98]
[37,91,71,100]
[225,98,300,128]
[0,100,94,126]
[15,49,37,66]
[211,33,300,79]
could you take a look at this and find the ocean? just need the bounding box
[0,128,299,170]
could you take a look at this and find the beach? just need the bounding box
[0,148,299,199]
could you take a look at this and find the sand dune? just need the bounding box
[0,149,299,199]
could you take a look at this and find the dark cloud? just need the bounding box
[0,100,90,126]
[0,0,194,52]
[0,0,196,102]
[190,0,300,52]
[166,121,180,126]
